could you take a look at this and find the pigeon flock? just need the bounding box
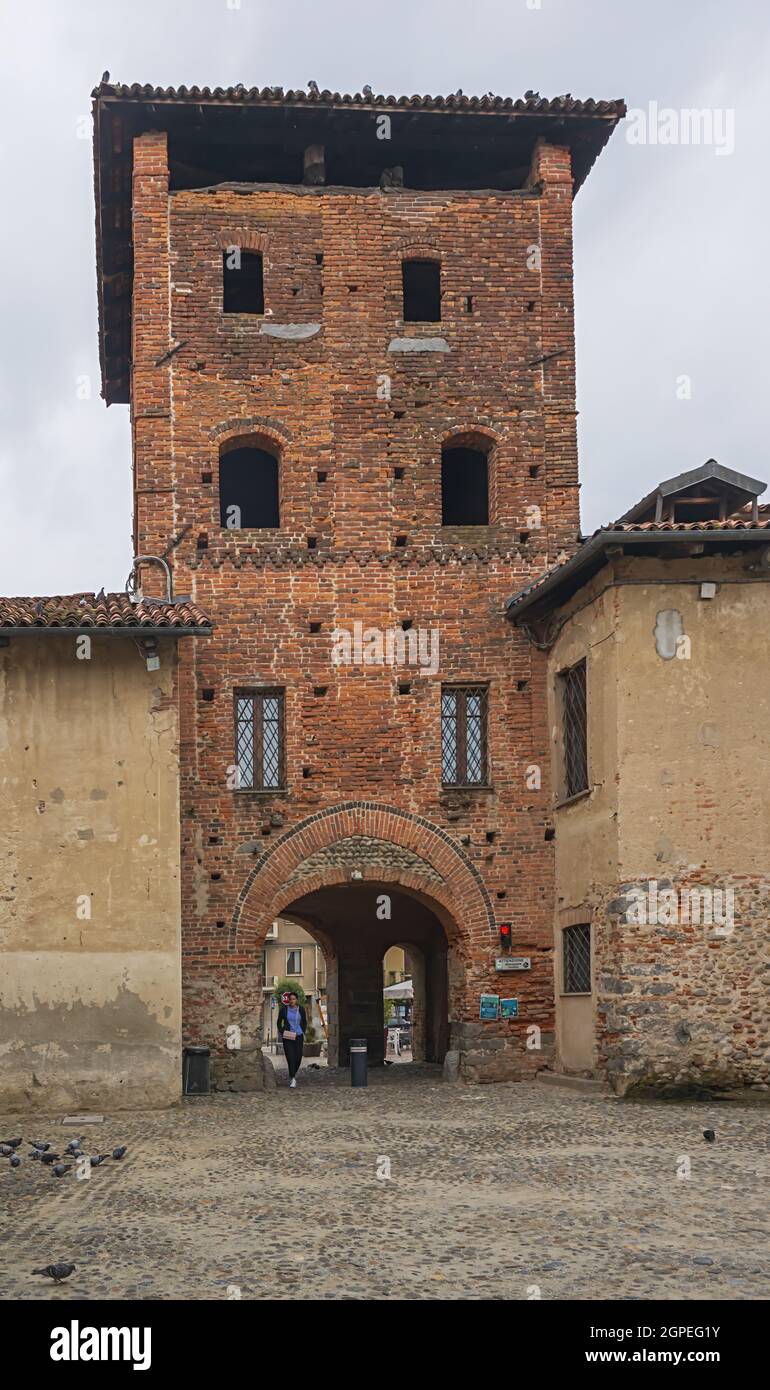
[1,1135,129,1286]
[2,1134,129,1182]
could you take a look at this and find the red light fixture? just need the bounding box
[499,923,512,948]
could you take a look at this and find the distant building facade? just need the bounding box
[261,918,326,1044]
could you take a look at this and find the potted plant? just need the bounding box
[303,1023,323,1058]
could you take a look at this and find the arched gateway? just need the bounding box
[190,803,510,1088]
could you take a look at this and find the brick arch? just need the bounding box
[437,423,503,449]
[398,241,442,261]
[218,230,269,255]
[208,416,292,447]
[229,801,496,956]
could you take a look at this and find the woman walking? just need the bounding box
[277,991,307,1089]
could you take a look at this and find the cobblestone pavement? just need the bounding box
[1,1068,768,1302]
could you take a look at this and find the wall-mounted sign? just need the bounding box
[501,998,519,1019]
[479,994,499,1021]
[495,956,531,972]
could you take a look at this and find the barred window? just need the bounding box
[563,923,591,994]
[559,659,588,798]
[441,685,489,786]
[234,689,285,790]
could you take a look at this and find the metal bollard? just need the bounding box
[350,1037,368,1087]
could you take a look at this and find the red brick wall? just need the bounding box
[130,130,580,1079]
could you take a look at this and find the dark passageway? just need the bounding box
[281,883,451,1068]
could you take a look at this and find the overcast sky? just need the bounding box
[0,0,767,594]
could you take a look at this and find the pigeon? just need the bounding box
[65,1139,85,1154]
[0,1145,13,1158]
[101,71,110,83]
[1,1138,22,1149]
[29,1141,51,1152]
[89,1154,108,1167]
[52,1164,71,1178]
[10,1155,21,1169]
[703,1129,716,1143]
[307,79,320,96]
[362,84,373,100]
[32,1263,76,1283]
[39,1152,61,1165]
[111,1146,127,1160]
[29,1151,41,1161]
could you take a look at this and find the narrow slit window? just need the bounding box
[219,440,279,528]
[563,923,591,994]
[402,258,441,322]
[234,689,285,790]
[441,685,489,787]
[223,250,264,314]
[441,444,489,525]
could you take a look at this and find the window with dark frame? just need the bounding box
[441,444,490,525]
[234,689,285,790]
[402,258,441,321]
[441,685,489,787]
[223,250,264,314]
[560,659,588,798]
[286,948,302,975]
[219,442,280,528]
[562,923,591,994]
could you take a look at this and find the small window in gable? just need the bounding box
[219,438,279,528]
[402,258,441,322]
[223,250,264,314]
[441,440,489,526]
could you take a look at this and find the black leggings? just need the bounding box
[282,1037,304,1079]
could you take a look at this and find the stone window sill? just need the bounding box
[442,784,494,793]
[233,788,286,797]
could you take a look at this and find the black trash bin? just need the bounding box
[350,1037,368,1088]
[183,1045,210,1095]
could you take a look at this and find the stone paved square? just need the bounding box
[2,1071,768,1302]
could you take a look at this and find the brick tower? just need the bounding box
[93,82,623,1083]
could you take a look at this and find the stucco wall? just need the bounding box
[548,553,770,1091]
[548,581,619,1073]
[0,636,183,1110]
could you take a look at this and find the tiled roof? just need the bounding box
[92,81,625,116]
[611,517,770,534]
[0,593,213,633]
[506,516,770,618]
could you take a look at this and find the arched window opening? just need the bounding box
[402,258,441,322]
[223,250,264,314]
[219,438,279,528]
[441,440,490,526]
